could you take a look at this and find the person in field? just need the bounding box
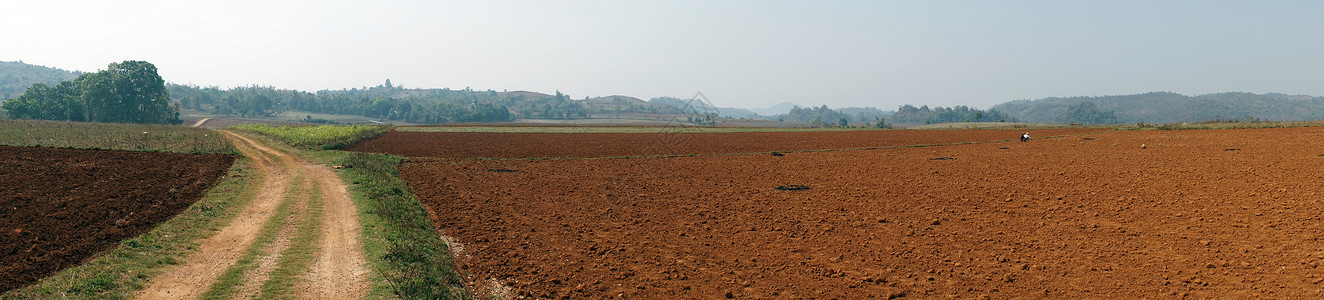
[1020,132,1030,142]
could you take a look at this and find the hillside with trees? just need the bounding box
[0,61,81,100]
[2,61,179,124]
[992,92,1324,124]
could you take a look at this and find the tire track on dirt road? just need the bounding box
[137,131,368,299]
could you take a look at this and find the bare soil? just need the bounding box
[0,146,233,292]
[387,127,1324,298]
[347,128,1103,159]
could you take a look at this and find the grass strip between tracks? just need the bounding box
[258,178,325,298]
[202,170,309,299]
[0,158,261,300]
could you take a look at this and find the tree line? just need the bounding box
[2,61,179,124]
[169,82,515,123]
[891,104,1017,124]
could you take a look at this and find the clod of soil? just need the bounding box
[486,169,519,173]
[774,185,811,191]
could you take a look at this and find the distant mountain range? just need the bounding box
[992,92,1324,124]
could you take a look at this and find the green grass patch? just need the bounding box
[0,158,262,300]
[231,124,390,150]
[0,119,235,154]
[396,125,873,133]
[331,151,465,299]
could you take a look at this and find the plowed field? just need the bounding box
[384,127,1324,298]
[0,146,234,292]
[347,128,1102,158]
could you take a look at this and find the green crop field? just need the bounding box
[230,124,390,150]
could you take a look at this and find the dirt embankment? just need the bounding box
[397,127,1324,298]
[0,146,233,292]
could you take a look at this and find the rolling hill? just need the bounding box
[992,92,1324,124]
[0,61,81,100]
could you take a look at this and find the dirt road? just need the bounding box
[137,131,368,299]
[191,118,211,128]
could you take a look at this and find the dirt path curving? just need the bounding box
[191,118,211,128]
[136,131,368,299]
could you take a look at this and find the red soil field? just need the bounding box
[347,128,1103,159]
[0,146,234,292]
[388,127,1324,298]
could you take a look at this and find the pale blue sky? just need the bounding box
[4,0,1322,110]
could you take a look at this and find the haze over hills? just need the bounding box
[6,60,1324,126]
[992,92,1324,124]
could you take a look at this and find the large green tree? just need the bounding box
[80,61,177,124]
[2,60,179,124]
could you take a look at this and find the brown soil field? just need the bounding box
[348,128,1102,159]
[391,127,1324,298]
[0,146,234,292]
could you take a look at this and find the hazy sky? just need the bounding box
[5,1,1323,110]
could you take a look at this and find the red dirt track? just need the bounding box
[380,128,1324,298]
[0,146,233,292]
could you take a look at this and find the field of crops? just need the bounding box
[0,119,234,154]
[230,124,389,150]
[348,126,1324,298]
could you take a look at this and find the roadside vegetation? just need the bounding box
[234,124,464,299]
[230,123,389,150]
[332,152,465,299]
[0,119,234,154]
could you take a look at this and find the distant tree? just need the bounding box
[837,117,848,127]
